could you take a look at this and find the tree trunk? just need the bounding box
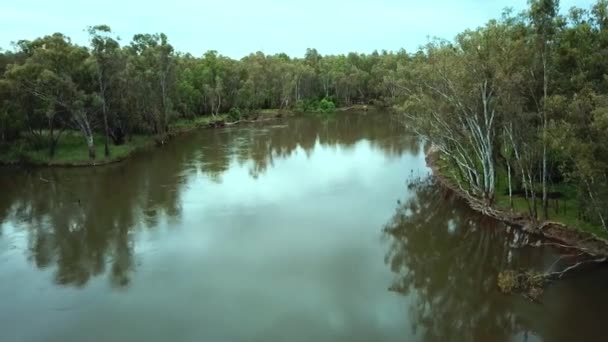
[87,134,96,160]
[103,100,110,157]
[585,180,608,232]
[48,116,55,158]
[542,47,549,220]
[507,161,513,210]
[50,139,57,158]
[99,72,110,157]
[216,93,222,116]
[83,118,96,160]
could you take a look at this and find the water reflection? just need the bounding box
[0,111,416,288]
[383,179,548,341]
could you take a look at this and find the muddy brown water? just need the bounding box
[0,111,606,342]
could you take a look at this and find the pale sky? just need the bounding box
[0,0,595,58]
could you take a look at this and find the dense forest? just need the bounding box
[1,1,608,233]
[0,26,414,160]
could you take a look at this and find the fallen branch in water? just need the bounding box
[499,256,608,302]
[540,242,585,250]
[539,236,596,252]
[544,252,586,274]
[546,257,607,279]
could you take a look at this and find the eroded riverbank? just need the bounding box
[426,151,608,258]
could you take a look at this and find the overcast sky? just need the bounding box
[0,0,595,58]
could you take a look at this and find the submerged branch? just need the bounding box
[546,257,607,279]
[499,256,607,302]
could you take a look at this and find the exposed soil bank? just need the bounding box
[426,151,608,257]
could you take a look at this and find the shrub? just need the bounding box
[318,98,336,113]
[228,107,242,122]
[295,98,336,113]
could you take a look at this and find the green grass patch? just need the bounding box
[0,132,151,166]
[494,178,608,239]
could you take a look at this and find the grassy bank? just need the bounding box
[0,108,292,167]
[0,132,152,166]
[493,178,607,239]
[435,156,608,240]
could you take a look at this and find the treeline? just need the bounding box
[402,0,608,232]
[0,27,415,159]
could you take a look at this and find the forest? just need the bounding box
[401,0,608,237]
[1,1,608,235]
[0,27,413,163]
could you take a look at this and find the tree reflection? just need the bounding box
[231,111,420,179]
[1,147,190,288]
[383,179,546,341]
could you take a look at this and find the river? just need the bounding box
[0,111,606,342]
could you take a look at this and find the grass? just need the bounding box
[493,173,608,239]
[435,156,608,239]
[0,132,152,166]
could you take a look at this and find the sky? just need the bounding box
[0,0,595,58]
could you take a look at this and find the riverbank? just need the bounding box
[0,109,290,167]
[426,151,608,257]
[0,106,374,168]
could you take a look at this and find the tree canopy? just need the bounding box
[401,0,608,234]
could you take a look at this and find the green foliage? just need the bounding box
[318,98,336,113]
[228,107,241,122]
[294,99,315,112]
[294,98,336,113]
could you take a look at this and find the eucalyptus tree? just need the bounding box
[175,55,203,117]
[6,34,97,158]
[401,33,502,203]
[0,78,20,142]
[126,33,176,140]
[200,50,226,116]
[88,25,121,156]
[548,90,608,231]
[529,0,560,219]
